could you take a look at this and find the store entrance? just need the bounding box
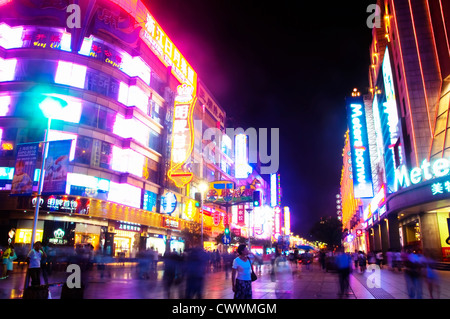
[403,219,421,249]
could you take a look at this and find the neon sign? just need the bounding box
[346,98,373,198]
[374,47,403,192]
[140,13,197,89]
[274,207,281,239]
[167,84,196,188]
[395,158,450,192]
[161,192,177,214]
[363,184,386,221]
[283,206,290,235]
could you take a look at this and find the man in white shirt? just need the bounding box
[27,242,47,286]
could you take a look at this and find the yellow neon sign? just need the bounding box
[167,84,196,188]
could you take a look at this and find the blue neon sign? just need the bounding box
[346,98,374,198]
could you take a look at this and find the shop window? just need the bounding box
[15,59,57,83]
[99,141,112,169]
[148,129,162,153]
[74,136,92,165]
[80,102,116,133]
[149,99,163,125]
[85,69,120,100]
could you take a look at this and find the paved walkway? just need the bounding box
[1,262,450,299]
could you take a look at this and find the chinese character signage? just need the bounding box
[11,143,39,196]
[140,13,197,89]
[27,195,90,215]
[42,140,71,195]
[167,84,196,188]
[237,205,245,226]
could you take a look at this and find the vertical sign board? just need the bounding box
[270,173,277,207]
[42,140,71,195]
[346,96,374,198]
[11,143,39,195]
[167,84,196,188]
[283,206,290,235]
[375,46,403,193]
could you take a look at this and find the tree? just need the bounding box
[309,217,343,247]
[180,222,202,249]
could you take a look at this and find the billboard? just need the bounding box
[11,143,39,195]
[374,47,404,193]
[42,140,71,195]
[167,84,196,188]
[346,97,374,198]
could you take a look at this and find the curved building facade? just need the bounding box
[0,0,275,257]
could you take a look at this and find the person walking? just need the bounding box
[185,247,208,299]
[231,244,254,299]
[1,244,17,279]
[335,248,352,298]
[403,249,423,299]
[26,242,47,287]
[358,251,367,273]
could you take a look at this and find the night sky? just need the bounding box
[144,0,375,237]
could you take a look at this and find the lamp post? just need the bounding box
[199,182,208,249]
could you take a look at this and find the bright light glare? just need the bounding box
[55,61,86,89]
[0,57,16,81]
[0,95,11,116]
[0,23,23,49]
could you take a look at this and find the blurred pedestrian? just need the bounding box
[163,249,180,299]
[403,249,423,299]
[223,251,234,279]
[232,244,253,299]
[318,249,326,272]
[352,251,359,270]
[274,255,293,298]
[185,247,208,299]
[423,250,440,299]
[376,251,384,269]
[386,249,394,271]
[40,241,49,285]
[368,251,376,265]
[336,248,352,298]
[26,242,47,287]
[358,251,367,273]
[1,244,17,279]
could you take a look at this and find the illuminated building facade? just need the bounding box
[340,131,364,252]
[0,0,277,255]
[0,0,227,256]
[348,0,450,260]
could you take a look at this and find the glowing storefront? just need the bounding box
[0,0,202,253]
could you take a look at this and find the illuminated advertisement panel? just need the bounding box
[283,206,290,235]
[346,97,374,198]
[140,13,197,89]
[375,47,403,193]
[270,173,277,207]
[167,84,196,188]
[274,206,281,239]
[235,134,252,179]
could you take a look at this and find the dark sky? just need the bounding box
[144,0,374,237]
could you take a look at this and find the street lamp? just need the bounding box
[199,182,209,248]
[30,96,67,247]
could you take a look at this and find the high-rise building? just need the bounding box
[349,0,450,260]
[0,0,275,256]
